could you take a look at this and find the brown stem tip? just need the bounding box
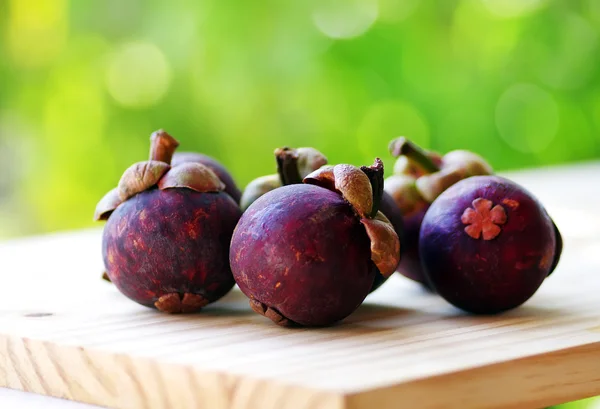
[275,147,302,186]
[388,137,439,174]
[150,129,180,165]
[249,299,295,327]
[461,198,507,240]
[155,293,210,314]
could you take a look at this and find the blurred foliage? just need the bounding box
[0,1,598,406]
[0,0,599,242]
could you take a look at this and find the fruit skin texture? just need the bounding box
[231,184,378,326]
[103,189,241,309]
[172,152,242,204]
[419,175,560,314]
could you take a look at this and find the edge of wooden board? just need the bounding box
[347,341,600,409]
[0,335,344,409]
[2,334,600,409]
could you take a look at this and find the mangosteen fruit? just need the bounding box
[94,130,242,313]
[419,175,563,314]
[239,146,404,293]
[384,137,493,287]
[230,159,401,327]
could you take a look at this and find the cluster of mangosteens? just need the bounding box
[95,130,563,326]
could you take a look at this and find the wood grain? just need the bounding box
[0,162,599,409]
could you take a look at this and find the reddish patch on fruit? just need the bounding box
[502,198,520,210]
[461,198,507,240]
[419,175,561,314]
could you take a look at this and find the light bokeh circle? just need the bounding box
[312,0,379,40]
[106,42,171,109]
[495,83,559,153]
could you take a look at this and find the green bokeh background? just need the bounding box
[0,0,599,407]
[1,0,600,239]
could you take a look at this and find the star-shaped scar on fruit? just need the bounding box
[461,198,508,240]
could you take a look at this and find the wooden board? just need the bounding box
[1,162,600,409]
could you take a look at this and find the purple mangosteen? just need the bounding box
[419,175,563,314]
[230,159,401,327]
[94,130,242,313]
[239,147,404,293]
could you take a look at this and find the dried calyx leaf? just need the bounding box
[305,160,400,278]
[361,212,401,278]
[158,162,225,193]
[150,129,180,165]
[240,174,282,211]
[117,161,171,201]
[249,299,295,327]
[415,166,467,203]
[442,150,493,176]
[303,165,336,190]
[383,174,427,218]
[360,158,384,218]
[100,130,180,206]
[333,165,374,218]
[275,146,329,186]
[93,188,123,221]
[304,164,373,218]
[155,293,210,314]
[296,147,328,177]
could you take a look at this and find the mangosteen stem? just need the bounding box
[275,147,303,185]
[150,129,180,165]
[360,158,384,218]
[388,137,439,174]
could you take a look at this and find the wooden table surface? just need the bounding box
[1,162,599,409]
